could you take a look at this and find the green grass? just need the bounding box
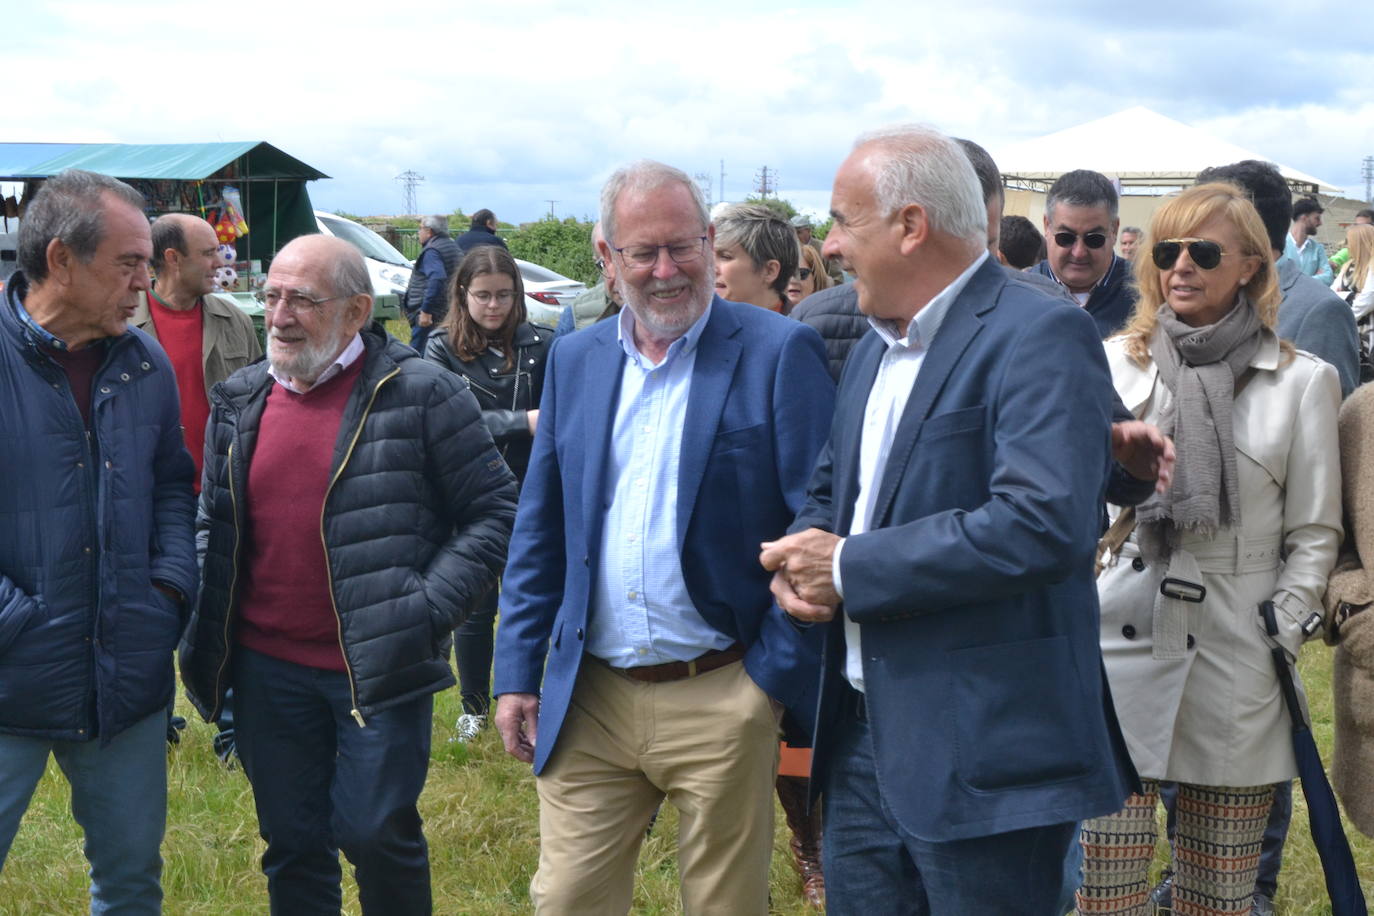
[3,645,1371,914]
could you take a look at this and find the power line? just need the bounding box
[1363,156,1373,204]
[395,171,424,216]
[754,165,776,199]
[546,200,559,218]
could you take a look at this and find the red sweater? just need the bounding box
[236,358,364,670]
[147,292,209,491]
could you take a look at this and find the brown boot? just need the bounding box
[776,775,825,910]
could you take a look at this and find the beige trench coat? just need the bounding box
[1097,334,1341,786]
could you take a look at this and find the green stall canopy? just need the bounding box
[2,141,329,261]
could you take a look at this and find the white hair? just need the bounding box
[600,160,710,246]
[853,124,987,243]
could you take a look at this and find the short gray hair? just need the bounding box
[420,214,449,236]
[853,125,986,242]
[328,244,373,300]
[1121,226,1142,237]
[713,203,799,300]
[600,160,710,246]
[19,169,146,284]
[1045,169,1119,222]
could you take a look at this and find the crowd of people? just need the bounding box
[0,121,1372,916]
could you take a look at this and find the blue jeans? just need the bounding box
[232,647,434,915]
[822,709,1075,915]
[0,709,168,915]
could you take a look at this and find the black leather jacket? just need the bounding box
[423,321,553,482]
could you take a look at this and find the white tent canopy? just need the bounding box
[995,106,1339,193]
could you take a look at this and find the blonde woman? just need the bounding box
[1334,223,1374,320]
[1078,183,1342,915]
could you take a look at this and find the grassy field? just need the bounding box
[3,644,1371,914]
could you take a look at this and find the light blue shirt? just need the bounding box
[1283,233,1334,287]
[586,301,734,667]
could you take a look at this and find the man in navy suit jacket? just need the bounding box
[762,126,1136,914]
[493,160,834,914]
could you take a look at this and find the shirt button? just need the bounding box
[99,386,110,394]
[119,373,130,381]
[636,648,648,655]
[1131,557,1145,572]
[627,534,638,543]
[105,461,112,469]
[1121,624,1136,639]
[627,590,637,600]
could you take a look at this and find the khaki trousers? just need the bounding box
[531,657,781,915]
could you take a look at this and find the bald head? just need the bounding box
[264,234,374,387]
[151,213,222,304]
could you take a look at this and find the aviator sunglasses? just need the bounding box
[1052,230,1108,249]
[1152,237,1226,271]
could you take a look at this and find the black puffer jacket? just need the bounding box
[790,284,869,382]
[179,323,518,723]
[423,322,553,482]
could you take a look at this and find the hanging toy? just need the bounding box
[216,244,236,265]
[214,212,236,244]
[222,185,249,237]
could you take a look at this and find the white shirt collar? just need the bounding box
[269,332,365,394]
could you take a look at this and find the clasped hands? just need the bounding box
[759,528,842,624]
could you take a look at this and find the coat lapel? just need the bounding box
[834,336,882,535]
[868,259,1002,528]
[677,301,741,547]
[580,320,625,551]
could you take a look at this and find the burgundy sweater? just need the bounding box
[236,358,365,670]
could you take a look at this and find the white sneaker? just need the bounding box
[453,713,487,743]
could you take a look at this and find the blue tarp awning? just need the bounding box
[12,141,328,181]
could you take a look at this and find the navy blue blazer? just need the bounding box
[494,297,835,774]
[794,258,1136,842]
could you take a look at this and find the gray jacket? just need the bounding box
[1275,257,1359,399]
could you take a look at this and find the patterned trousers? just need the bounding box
[1076,779,1275,915]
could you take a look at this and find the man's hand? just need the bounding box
[418,311,434,328]
[494,693,540,764]
[1111,420,1175,495]
[768,570,837,623]
[760,528,842,619]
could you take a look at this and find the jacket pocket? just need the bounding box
[0,590,48,658]
[918,405,985,442]
[948,635,1092,792]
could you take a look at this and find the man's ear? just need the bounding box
[897,203,929,255]
[46,238,73,285]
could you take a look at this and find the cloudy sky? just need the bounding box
[11,0,1373,225]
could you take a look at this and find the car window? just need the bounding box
[318,215,410,266]
[518,262,565,283]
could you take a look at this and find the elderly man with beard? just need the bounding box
[180,234,517,915]
[492,160,834,914]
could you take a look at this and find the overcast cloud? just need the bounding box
[9,0,1372,224]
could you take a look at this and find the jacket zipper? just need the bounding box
[322,367,400,727]
[208,438,243,722]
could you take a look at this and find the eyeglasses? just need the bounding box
[1152,238,1227,271]
[613,236,708,269]
[255,289,347,314]
[1052,230,1109,250]
[467,289,516,305]
[797,267,813,281]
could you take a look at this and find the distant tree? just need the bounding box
[745,195,798,221]
[505,216,599,286]
[331,209,366,222]
[813,217,833,241]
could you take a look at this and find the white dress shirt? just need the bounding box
[836,251,987,691]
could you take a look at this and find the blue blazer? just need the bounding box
[494,297,835,774]
[795,259,1136,842]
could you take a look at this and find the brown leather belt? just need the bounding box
[601,644,745,683]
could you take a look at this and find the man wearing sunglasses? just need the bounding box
[1033,169,1138,339]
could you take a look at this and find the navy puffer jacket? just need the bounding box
[180,323,518,723]
[0,273,198,742]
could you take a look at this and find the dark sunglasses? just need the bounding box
[1052,230,1108,249]
[1152,237,1226,271]
[797,267,813,280]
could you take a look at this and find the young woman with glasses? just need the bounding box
[424,246,554,742]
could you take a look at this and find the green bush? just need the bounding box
[505,217,598,286]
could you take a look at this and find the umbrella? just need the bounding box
[1261,600,1368,916]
